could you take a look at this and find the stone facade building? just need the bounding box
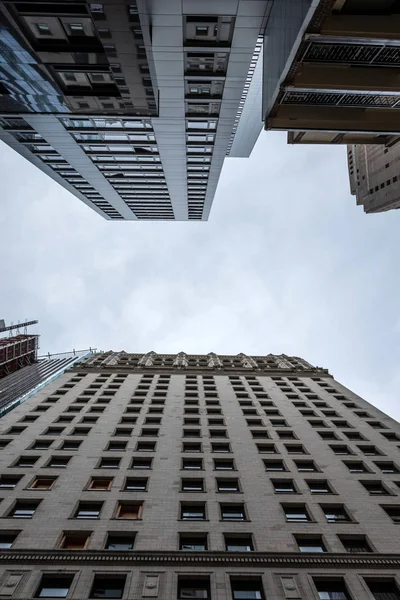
[0,351,399,599]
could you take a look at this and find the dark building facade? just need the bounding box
[263,0,400,147]
[0,350,399,599]
[0,0,268,220]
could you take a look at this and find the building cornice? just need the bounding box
[0,550,399,568]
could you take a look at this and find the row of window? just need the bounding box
[2,497,399,524]
[0,528,378,554]
[5,570,399,600]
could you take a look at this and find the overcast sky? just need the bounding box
[1,131,400,420]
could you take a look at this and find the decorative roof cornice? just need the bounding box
[0,550,399,568]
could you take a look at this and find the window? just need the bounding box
[211,443,231,453]
[106,442,127,452]
[330,445,353,455]
[357,445,384,456]
[272,480,297,494]
[181,503,206,520]
[60,440,81,451]
[264,460,286,472]
[35,575,74,598]
[74,502,103,519]
[343,461,370,473]
[178,576,210,599]
[365,579,400,599]
[90,575,126,599]
[179,533,208,551]
[214,459,235,471]
[29,477,57,490]
[105,533,136,550]
[217,478,240,492]
[306,480,333,494]
[9,500,41,519]
[60,532,91,549]
[98,457,120,469]
[257,444,278,454]
[183,443,202,453]
[183,429,201,438]
[0,531,19,548]
[14,455,39,468]
[338,535,372,553]
[321,505,351,523]
[383,506,400,523]
[46,456,71,468]
[36,23,52,35]
[282,504,312,523]
[115,501,143,519]
[130,457,152,469]
[0,475,22,489]
[295,460,318,472]
[361,480,391,495]
[124,477,148,491]
[182,458,203,470]
[220,503,246,521]
[313,579,350,600]
[277,431,296,440]
[88,477,113,491]
[295,536,326,552]
[225,534,254,552]
[230,577,265,600]
[181,478,204,492]
[374,461,400,474]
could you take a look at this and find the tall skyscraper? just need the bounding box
[0,349,399,599]
[348,143,400,213]
[263,0,400,146]
[0,1,267,221]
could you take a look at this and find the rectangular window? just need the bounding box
[282,504,311,523]
[313,579,350,600]
[306,480,333,494]
[181,503,206,520]
[361,481,390,495]
[0,531,19,548]
[214,459,235,471]
[130,458,153,469]
[178,576,210,599]
[179,533,208,551]
[182,458,203,470]
[295,460,318,472]
[89,575,126,599]
[338,535,372,553]
[74,502,103,519]
[295,535,326,552]
[230,577,265,600]
[35,575,74,598]
[272,480,297,494]
[60,532,91,549]
[224,535,254,552]
[217,478,240,493]
[88,478,113,491]
[220,503,246,521]
[124,477,148,491]
[263,460,286,472]
[105,533,136,550]
[321,505,351,523]
[0,475,22,489]
[29,477,57,490]
[98,457,121,469]
[115,502,143,519]
[365,579,400,599]
[183,443,202,453]
[211,443,231,453]
[9,500,41,519]
[181,478,204,492]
